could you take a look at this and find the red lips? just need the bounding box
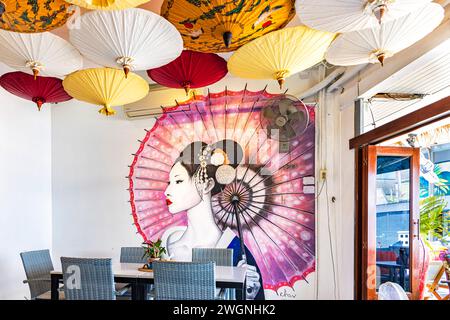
[166,199,173,206]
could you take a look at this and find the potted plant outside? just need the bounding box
[418,195,449,299]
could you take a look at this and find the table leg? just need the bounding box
[51,274,60,300]
[236,279,247,301]
[141,283,149,300]
[131,281,139,301]
[388,267,394,282]
[131,280,148,300]
[399,266,405,288]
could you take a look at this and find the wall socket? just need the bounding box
[319,169,327,180]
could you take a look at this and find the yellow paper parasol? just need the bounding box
[0,0,74,33]
[228,26,336,88]
[63,68,149,116]
[161,0,296,53]
[65,0,149,10]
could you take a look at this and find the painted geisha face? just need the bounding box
[164,162,202,214]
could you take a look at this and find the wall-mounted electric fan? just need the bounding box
[262,94,309,153]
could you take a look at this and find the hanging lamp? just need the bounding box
[228,26,335,88]
[161,0,296,52]
[0,71,72,110]
[70,8,183,78]
[0,29,82,79]
[147,50,228,95]
[296,0,433,33]
[325,3,444,66]
[62,68,149,116]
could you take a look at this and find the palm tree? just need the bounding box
[420,196,449,248]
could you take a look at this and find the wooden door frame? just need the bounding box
[350,96,450,149]
[362,146,420,300]
[350,96,450,300]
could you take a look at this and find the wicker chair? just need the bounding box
[445,254,450,280]
[117,247,151,299]
[20,249,63,300]
[120,247,147,263]
[192,248,233,266]
[444,254,450,298]
[192,248,235,300]
[153,261,216,300]
[61,257,115,300]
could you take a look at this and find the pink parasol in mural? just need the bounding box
[128,88,315,295]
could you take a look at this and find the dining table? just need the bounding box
[376,261,407,288]
[50,262,248,300]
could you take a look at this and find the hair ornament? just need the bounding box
[194,144,212,187]
[194,144,237,188]
[215,164,236,185]
[211,148,229,166]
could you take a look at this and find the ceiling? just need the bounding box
[51,1,302,59]
[2,1,447,120]
[362,38,450,132]
[45,1,307,118]
[51,0,164,40]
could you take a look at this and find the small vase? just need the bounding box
[146,257,160,269]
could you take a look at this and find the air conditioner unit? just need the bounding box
[123,84,199,119]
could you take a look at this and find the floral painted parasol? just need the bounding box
[128,88,316,293]
[161,0,296,53]
[0,0,74,33]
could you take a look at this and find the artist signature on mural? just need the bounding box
[279,288,297,299]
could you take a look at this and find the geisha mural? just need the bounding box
[128,89,316,299]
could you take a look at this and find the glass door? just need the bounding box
[361,146,421,299]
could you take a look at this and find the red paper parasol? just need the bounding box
[0,71,72,110]
[147,50,228,95]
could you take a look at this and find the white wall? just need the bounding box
[0,67,356,300]
[0,87,357,300]
[314,83,355,300]
[326,95,355,300]
[0,74,53,299]
[51,101,155,267]
[50,84,356,300]
[334,102,356,299]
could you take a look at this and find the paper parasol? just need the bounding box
[325,3,444,66]
[70,8,183,77]
[65,0,148,10]
[62,68,149,116]
[0,0,74,33]
[161,0,296,53]
[147,50,228,95]
[0,29,82,79]
[296,0,433,33]
[128,88,316,293]
[228,26,335,88]
[0,71,72,110]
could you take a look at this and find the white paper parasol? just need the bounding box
[325,3,444,66]
[70,8,183,77]
[297,0,433,33]
[0,29,82,79]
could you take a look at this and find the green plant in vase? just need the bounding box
[142,239,167,269]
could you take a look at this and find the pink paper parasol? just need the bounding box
[128,88,316,295]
